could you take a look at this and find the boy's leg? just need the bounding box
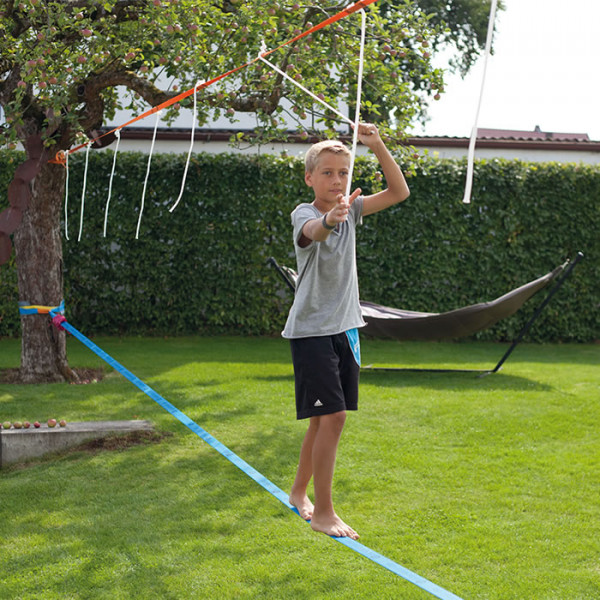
[288,334,359,537]
[310,411,359,540]
[289,417,319,520]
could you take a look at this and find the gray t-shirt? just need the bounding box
[282,197,366,339]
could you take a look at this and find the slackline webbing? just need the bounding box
[48,309,462,600]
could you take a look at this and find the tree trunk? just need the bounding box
[12,159,76,383]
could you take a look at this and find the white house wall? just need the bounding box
[420,144,600,164]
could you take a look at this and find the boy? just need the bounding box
[282,123,410,539]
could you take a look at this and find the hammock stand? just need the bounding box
[268,252,583,376]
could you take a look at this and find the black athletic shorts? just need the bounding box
[290,331,360,420]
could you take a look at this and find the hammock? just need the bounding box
[268,253,583,373]
[358,267,563,341]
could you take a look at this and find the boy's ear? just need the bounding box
[304,171,313,187]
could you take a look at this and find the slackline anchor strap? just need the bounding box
[19,300,65,315]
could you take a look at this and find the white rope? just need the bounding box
[169,81,204,213]
[136,109,162,239]
[77,142,92,242]
[258,8,366,199]
[103,128,121,237]
[258,42,354,127]
[345,8,367,198]
[462,0,498,204]
[64,151,70,240]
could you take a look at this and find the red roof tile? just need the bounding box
[477,127,590,142]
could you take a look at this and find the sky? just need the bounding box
[412,0,600,141]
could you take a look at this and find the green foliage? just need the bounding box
[0,150,598,341]
[0,0,443,151]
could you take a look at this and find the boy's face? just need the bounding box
[305,152,350,205]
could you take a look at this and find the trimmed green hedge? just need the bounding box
[1,150,598,341]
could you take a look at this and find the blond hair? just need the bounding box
[304,140,351,173]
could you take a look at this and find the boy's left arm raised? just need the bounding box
[357,124,410,216]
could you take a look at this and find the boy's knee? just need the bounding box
[321,410,346,432]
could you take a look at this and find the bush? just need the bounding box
[1,150,597,341]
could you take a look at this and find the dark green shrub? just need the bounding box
[1,150,597,341]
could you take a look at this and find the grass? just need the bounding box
[0,335,598,600]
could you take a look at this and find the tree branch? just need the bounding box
[76,69,178,131]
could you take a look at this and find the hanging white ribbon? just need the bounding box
[463,0,498,204]
[64,151,70,241]
[169,81,204,213]
[136,109,162,239]
[103,128,121,237]
[77,141,92,242]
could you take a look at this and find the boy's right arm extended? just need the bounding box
[300,188,362,247]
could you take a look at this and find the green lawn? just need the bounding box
[0,336,598,599]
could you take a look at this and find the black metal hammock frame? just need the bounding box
[268,252,583,375]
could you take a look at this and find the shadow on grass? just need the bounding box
[254,370,553,392]
[359,369,554,392]
[362,339,600,366]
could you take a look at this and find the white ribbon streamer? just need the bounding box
[64,151,70,240]
[169,81,204,213]
[463,0,498,204]
[103,128,121,237]
[136,109,162,239]
[77,142,92,242]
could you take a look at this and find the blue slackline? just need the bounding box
[50,311,462,600]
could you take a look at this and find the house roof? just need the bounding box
[476,126,590,143]
[96,126,600,152]
[408,127,600,152]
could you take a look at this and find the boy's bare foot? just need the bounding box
[289,492,314,520]
[310,511,359,540]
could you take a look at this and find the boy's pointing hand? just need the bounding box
[330,188,362,225]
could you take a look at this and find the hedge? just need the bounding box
[1,150,598,342]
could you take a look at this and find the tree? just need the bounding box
[415,0,503,75]
[0,0,486,382]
